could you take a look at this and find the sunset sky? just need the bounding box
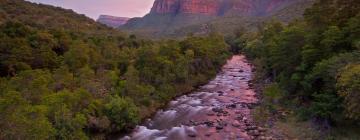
[26,0,155,19]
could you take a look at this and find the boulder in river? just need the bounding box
[212,107,224,113]
[205,132,212,137]
[226,103,237,109]
[187,131,197,137]
[204,120,214,127]
[232,121,241,128]
[207,112,215,116]
[216,125,224,130]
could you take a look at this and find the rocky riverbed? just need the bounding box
[121,55,272,140]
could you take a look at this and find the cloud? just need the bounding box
[26,0,155,19]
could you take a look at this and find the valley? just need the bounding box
[0,0,359,140]
[122,55,270,140]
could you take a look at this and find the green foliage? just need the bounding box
[337,64,360,120]
[105,97,140,130]
[0,91,55,140]
[241,0,360,126]
[264,83,284,106]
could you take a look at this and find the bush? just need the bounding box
[105,97,140,130]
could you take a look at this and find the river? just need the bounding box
[121,55,267,140]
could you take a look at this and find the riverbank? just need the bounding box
[120,55,279,139]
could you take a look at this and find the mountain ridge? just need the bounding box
[97,15,130,28]
[150,0,298,16]
[120,0,314,38]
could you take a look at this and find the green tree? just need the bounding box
[337,64,360,120]
[0,91,55,140]
[104,96,139,130]
[64,42,90,72]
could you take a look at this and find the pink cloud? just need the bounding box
[26,0,155,19]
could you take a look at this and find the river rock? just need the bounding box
[235,111,242,114]
[258,127,266,132]
[207,112,215,116]
[204,120,214,127]
[252,130,260,136]
[216,120,228,130]
[120,136,131,140]
[205,132,212,137]
[187,131,197,137]
[226,103,237,109]
[232,121,241,128]
[246,125,257,130]
[259,136,267,140]
[216,125,224,130]
[212,107,224,113]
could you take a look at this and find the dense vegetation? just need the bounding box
[230,0,360,133]
[0,0,230,139]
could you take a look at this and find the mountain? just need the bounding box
[121,0,314,38]
[150,0,297,16]
[97,15,130,28]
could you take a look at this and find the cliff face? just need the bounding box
[151,0,179,14]
[121,0,313,38]
[179,0,220,15]
[97,15,129,28]
[150,0,295,16]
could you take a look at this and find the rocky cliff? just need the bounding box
[150,0,297,16]
[97,15,129,28]
[121,0,314,38]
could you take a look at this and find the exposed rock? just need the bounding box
[150,0,302,16]
[251,130,260,136]
[179,0,220,15]
[258,127,267,132]
[207,112,215,116]
[204,120,214,127]
[226,103,237,109]
[212,107,224,113]
[187,131,197,137]
[232,121,241,128]
[246,125,257,130]
[259,136,267,140]
[151,0,179,14]
[205,132,212,137]
[216,125,224,130]
[217,91,224,93]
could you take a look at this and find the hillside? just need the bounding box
[230,0,360,139]
[0,0,118,33]
[97,15,130,28]
[120,0,314,38]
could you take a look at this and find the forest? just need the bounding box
[0,0,230,139]
[228,0,360,137]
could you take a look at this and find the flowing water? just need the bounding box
[121,55,265,140]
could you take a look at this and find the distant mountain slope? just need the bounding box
[97,15,130,28]
[0,0,121,35]
[121,0,314,38]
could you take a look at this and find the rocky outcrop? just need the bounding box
[121,0,313,38]
[149,0,298,16]
[179,0,220,15]
[97,15,129,28]
[151,0,179,14]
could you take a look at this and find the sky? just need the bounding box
[26,0,155,19]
